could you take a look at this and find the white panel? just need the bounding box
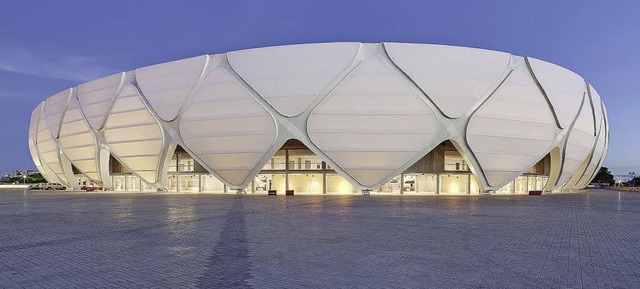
[308,59,438,187]
[28,139,47,179]
[103,84,164,184]
[467,67,558,187]
[384,43,511,118]
[575,109,607,188]
[602,103,610,163]
[58,98,100,181]
[555,97,596,188]
[585,143,608,186]
[528,57,585,129]
[43,88,72,138]
[348,170,395,187]
[77,72,124,130]
[588,84,603,136]
[603,102,610,141]
[35,110,68,185]
[575,143,603,188]
[28,103,50,181]
[29,102,43,142]
[136,55,208,121]
[180,68,277,186]
[228,42,360,117]
[586,108,609,186]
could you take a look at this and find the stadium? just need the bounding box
[28,42,609,194]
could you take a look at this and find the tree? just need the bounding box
[591,167,614,186]
[8,173,46,184]
[26,173,46,183]
[628,177,640,187]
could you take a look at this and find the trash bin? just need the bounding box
[268,190,277,195]
[286,190,294,196]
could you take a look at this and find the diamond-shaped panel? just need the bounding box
[385,43,511,119]
[575,110,606,188]
[554,96,595,189]
[180,68,277,186]
[28,102,51,182]
[308,59,438,187]
[528,57,585,129]
[586,114,609,186]
[58,97,100,181]
[588,84,603,136]
[77,72,125,130]
[136,55,208,121]
[228,43,360,117]
[467,66,559,187]
[44,88,72,139]
[35,108,68,185]
[102,84,164,184]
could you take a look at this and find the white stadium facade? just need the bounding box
[28,43,609,195]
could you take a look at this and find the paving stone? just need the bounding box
[0,189,638,288]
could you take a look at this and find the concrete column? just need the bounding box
[322,172,327,194]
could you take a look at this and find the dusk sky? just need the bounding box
[1,0,638,175]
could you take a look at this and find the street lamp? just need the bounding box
[23,174,27,185]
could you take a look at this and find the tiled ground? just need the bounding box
[0,189,639,288]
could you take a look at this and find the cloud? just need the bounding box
[0,90,35,100]
[0,47,116,82]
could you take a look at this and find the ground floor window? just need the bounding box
[126,175,140,191]
[496,176,550,194]
[288,173,323,194]
[168,174,227,193]
[201,174,225,193]
[527,176,548,191]
[374,176,401,193]
[113,175,126,191]
[254,174,286,194]
[326,174,357,194]
[515,176,527,194]
[143,182,154,192]
[75,175,100,188]
[178,174,199,193]
[470,176,481,195]
[496,181,514,194]
[105,172,550,195]
[409,174,438,194]
[167,175,177,192]
[112,174,227,193]
[440,174,469,194]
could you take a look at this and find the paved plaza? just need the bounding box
[0,189,639,288]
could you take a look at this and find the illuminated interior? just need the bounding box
[101,140,552,195]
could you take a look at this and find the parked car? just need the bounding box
[81,185,102,191]
[43,183,66,190]
[28,183,46,190]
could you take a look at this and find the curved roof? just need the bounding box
[28,42,608,193]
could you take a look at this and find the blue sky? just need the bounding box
[1,0,638,175]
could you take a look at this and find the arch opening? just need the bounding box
[250,139,358,195]
[109,154,142,191]
[107,145,233,193]
[164,145,228,193]
[393,140,481,195]
[70,164,101,190]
